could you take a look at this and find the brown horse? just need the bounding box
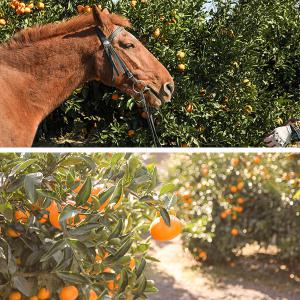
[0,6,174,147]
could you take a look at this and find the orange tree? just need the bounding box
[167,153,300,264]
[0,153,179,299]
[0,0,300,146]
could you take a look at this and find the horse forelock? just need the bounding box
[3,12,131,49]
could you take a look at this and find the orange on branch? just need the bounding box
[8,291,22,300]
[89,289,98,300]
[186,103,193,113]
[59,286,79,300]
[153,28,161,38]
[177,64,186,71]
[231,228,239,236]
[230,186,238,193]
[150,216,182,241]
[37,287,51,300]
[36,2,44,10]
[7,228,21,238]
[128,129,135,137]
[46,201,61,230]
[15,209,30,223]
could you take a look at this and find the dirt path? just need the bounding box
[147,238,300,300]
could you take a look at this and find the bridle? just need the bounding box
[95,26,161,147]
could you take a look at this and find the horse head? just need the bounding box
[91,6,174,108]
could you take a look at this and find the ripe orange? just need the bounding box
[129,257,135,270]
[111,93,119,100]
[59,286,79,300]
[199,251,207,259]
[186,103,193,113]
[177,50,185,59]
[128,129,135,137]
[36,2,44,10]
[37,287,51,300]
[230,186,238,193]
[153,28,161,38]
[233,206,243,213]
[237,197,245,204]
[38,213,48,224]
[0,19,6,26]
[7,228,21,238]
[231,228,239,236]
[230,158,239,167]
[201,166,209,176]
[177,64,186,71]
[181,191,191,201]
[237,181,244,190]
[89,289,98,300]
[9,291,22,300]
[220,211,227,219]
[253,155,261,164]
[232,214,237,220]
[15,209,30,223]
[24,7,31,13]
[130,0,137,7]
[29,296,38,300]
[150,215,182,241]
[46,201,61,230]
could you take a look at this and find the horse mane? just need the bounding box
[4,12,131,49]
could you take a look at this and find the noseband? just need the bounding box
[95,26,161,147]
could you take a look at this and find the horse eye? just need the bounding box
[125,43,135,49]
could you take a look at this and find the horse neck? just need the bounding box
[3,32,103,120]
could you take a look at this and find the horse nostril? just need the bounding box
[164,82,174,95]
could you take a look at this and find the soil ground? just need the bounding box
[147,238,300,300]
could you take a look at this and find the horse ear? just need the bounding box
[102,8,110,15]
[92,5,109,27]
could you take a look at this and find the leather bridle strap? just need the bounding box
[95,26,134,83]
[95,26,161,147]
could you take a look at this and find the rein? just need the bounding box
[95,26,161,147]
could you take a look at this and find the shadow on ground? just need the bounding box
[147,239,300,300]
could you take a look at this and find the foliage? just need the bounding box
[1,0,300,146]
[167,153,300,264]
[0,153,175,299]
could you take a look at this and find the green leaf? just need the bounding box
[160,183,176,195]
[59,205,79,223]
[135,275,147,297]
[128,156,140,177]
[118,269,129,292]
[98,186,115,206]
[75,177,92,206]
[12,276,36,297]
[23,172,43,202]
[40,240,67,262]
[111,153,124,166]
[9,159,37,176]
[160,207,171,227]
[23,173,43,202]
[56,272,89,284]
[114,239,133,259]
[109,219,123,239]
[36,190,58,201]
[136,258,146,278]
[110,179,123,205]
